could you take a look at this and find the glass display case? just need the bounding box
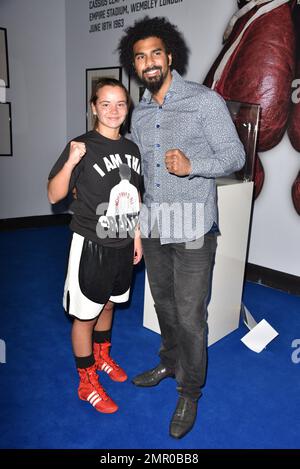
[225,100,260,182]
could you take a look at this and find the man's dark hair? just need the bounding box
[117,16,189,77]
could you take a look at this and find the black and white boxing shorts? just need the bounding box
[63,233,134,320]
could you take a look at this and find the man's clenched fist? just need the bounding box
[165,149,191,176]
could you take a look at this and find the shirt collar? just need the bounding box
[142,69,185,104]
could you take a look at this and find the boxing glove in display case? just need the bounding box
[225,100,260,182]
[143,100,259,345]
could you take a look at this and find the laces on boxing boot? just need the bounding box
[94,341,127,382]
[77,363,118,413]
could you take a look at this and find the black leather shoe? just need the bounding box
[132,363,175,387]
[169,396,198,439]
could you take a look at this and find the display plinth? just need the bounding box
[143,180,254,346]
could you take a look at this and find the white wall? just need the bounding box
[65,0,236,140]
[0,0,67,218]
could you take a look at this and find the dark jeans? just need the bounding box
[142,233,217,400]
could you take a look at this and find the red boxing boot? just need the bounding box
[94,341,127,382]
[77,364,118,413]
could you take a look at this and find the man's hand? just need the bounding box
[165,149,191,176]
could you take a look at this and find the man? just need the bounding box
[118,16,245,439]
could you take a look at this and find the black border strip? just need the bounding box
[0,214,71,230]
[245,263,300,296]
[0,448,299,463]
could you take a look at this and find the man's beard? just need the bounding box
[140,67,167,94]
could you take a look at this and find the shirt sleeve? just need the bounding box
[130,116,143,172]
[135,144,143,191]
[189,90,246,179]
[129,119,144,195]
[48,142,82,191]
[130,126,140,146]
[130,141,143,196]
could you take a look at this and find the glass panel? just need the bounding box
[225,100,260,182]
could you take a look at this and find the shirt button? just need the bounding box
[156,183,160,187]
[156,163,160,167]
[155,144,160,148]
[156,124,160,128]
[159,106,162,109]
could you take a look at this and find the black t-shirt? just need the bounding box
[49,130,142,247]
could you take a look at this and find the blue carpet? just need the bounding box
[0,226,299,449]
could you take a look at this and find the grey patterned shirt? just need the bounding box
[131,70,245,244]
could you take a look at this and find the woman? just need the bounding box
[48,78,142,413]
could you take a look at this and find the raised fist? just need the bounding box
[68,141,87,167]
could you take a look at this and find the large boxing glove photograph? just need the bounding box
[204,0,300,206]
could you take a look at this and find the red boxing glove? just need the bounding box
[204,0,295,152]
